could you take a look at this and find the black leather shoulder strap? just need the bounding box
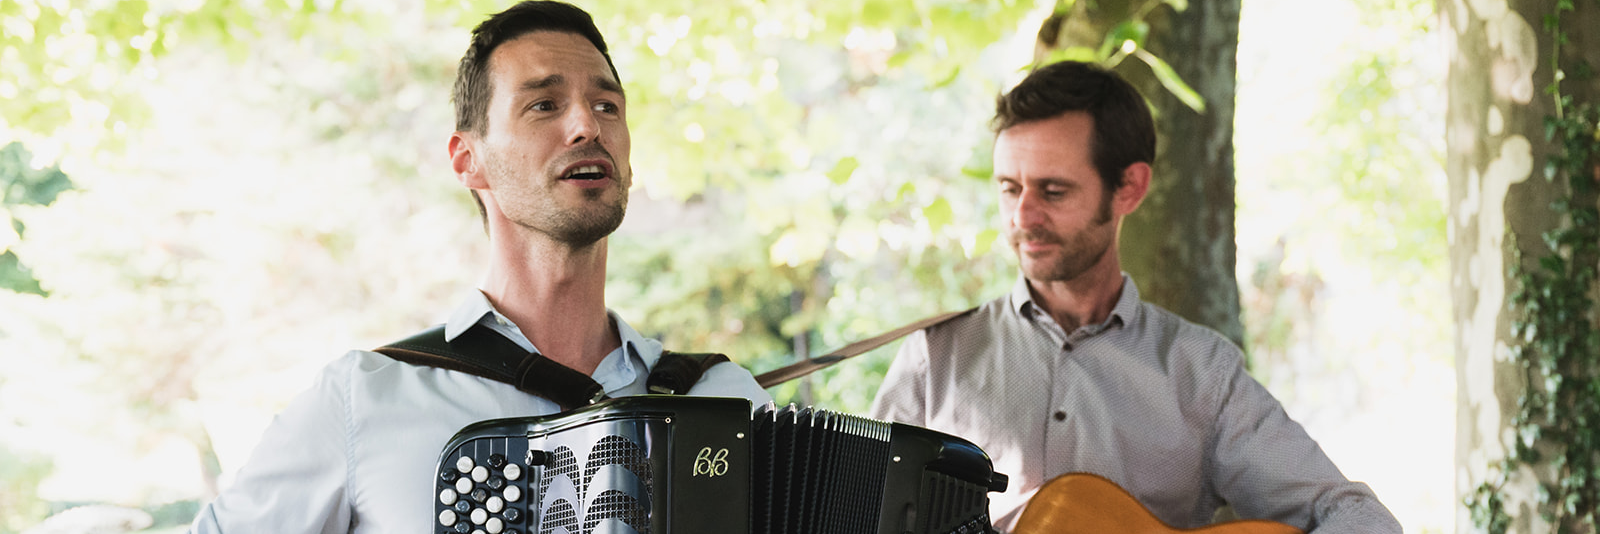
[373,326,732,409]
[647,350,731,395]
[373,325,606,411]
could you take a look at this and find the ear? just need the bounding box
[1112,161,1151,216]
[449,132,489,190]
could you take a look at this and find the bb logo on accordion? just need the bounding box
[693,447,731,478]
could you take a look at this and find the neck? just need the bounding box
[1026,253,1125,333]
[480,225,619,375]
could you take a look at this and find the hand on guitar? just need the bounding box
[1013,473,1303,534]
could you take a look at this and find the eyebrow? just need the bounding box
[593,75,625,96]
[995,175,1080,189]
[517,74,626,96]
[519,74,565,92]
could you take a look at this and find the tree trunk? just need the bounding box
[1039,0,1245,347]
[1447,0,1600,532]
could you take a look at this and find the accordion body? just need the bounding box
[431,395,1008,534]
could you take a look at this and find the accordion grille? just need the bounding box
[535,434,656,534]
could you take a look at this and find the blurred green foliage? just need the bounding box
[0,443,52,534]
[0,141,72,296]
[1239,0,1448,375]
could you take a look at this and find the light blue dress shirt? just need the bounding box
[190,291,772,533]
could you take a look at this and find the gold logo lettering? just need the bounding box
[693,447,730,477]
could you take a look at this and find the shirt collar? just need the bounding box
[1009,272,1142,332]
[441,290,661,383]
[444,289,499,341]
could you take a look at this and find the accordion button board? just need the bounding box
[438,437,529,534]
[433,395,1008,534]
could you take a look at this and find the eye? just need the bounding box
[593,101,620,115]
[528,100,556,112]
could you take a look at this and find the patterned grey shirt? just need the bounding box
[869,274,1400,533]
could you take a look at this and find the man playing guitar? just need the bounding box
[869,61,1401,533]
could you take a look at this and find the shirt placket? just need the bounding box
[1032,307,1078,484]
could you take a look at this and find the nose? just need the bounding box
[1008,189,1046,230]
[564,106,602,146]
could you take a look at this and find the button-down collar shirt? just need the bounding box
[870,275,1399,533]
[191,290,772,533]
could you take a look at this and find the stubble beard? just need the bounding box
[484,147,629,249]
[1013,192,1115,284]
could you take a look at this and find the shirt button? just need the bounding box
[1053,411,1067,421]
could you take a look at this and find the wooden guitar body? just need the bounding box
[1012,473,1304,534]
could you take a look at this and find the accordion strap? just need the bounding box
[754,308,975,388]
[373,325,728,411]
[647,350,730,395]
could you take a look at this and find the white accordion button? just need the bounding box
[486,496,504,513]
[438,509,457,527]
[486,517,504,534]
[503,484,521,502]
[470,507,488,525]
[456,456,475,474]
[471,465,489,483]
[503,463,522,480]
[439,488,458,505]
[455,476,472,494]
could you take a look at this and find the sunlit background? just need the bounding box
[0,0,1452,532]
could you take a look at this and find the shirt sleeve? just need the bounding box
[1205,349,1401,533]
[190,357,355,534]
[868,329,931,426]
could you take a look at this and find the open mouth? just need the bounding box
[562,164,608,182]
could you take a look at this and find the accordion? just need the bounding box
[431,395,1009,534]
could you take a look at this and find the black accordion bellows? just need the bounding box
[431,395,1008,534]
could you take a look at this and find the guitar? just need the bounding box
[1013,473,1304,534]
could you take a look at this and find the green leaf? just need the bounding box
[894,182,916,203]
[923,197,953,232]
[1104,20,1150,51]
[827,156,860,185]
[962,141,994,180]
[1044,46,1101,65]
[1134,49,1206,113]
[860,0,895,26]
[1,142,74,208]
[971,228,999,257]
[0,250,46,297]
[929,64,963,89]
[1540,254,1565,273]
[887,50,913,69]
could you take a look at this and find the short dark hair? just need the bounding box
[993,61,1155,192]
[452,1,619,228]
[452,1,620,135]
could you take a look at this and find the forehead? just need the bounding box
[486,31,617,91]
[993,112,1096,178]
